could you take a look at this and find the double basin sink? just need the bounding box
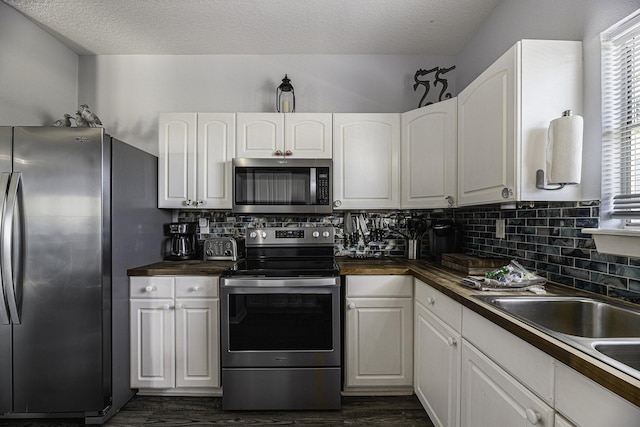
[474,295,640,380]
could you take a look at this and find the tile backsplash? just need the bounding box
[177,200,640,304]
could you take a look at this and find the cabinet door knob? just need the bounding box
[525,408,541,424]
[334,200,342,208]
[446,196,454,207]
[447,337,457,347]
[175,303,184,310]
[426,297,435,305]
[185,199,193,206]
[162,304,172,310]
[284,150,292,156]
[275,150,283,156]
[501,187,513,199]
[348,302,356,309]
[192,286,201,292]
[145,285,156,293]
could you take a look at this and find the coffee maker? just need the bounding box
[164,222,198,260]
[428,219,463,261]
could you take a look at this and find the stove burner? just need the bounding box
[224,258,339,277]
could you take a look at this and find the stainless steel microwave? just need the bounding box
[232,158,332,214]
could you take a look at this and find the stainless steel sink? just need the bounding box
[474,295,640,380]
[593,342,640,371]
[478,296,640,338]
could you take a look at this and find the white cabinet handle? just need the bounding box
[525,408,541,424]
[145,285,156,293]
[175,303,184,310]
[162,304,172,310]
[348,302,356,309]
[447,337,457,347]
[426,297,435,305]
[192,286,201,292]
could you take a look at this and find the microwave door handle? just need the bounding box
[2,172,21,324]
[0,172,10,324]
[310,167,317,204]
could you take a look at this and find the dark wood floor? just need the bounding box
[0,395,435,426]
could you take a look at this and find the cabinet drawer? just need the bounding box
[414,279,461,332]
[347,275,413,297]
[130,276,174,298]
[462,307,555,404]
[175,276,219,298]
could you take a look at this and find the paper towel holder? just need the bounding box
[536,170,566,190]
[536,110,582,191]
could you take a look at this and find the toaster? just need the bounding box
[203,237,245,261]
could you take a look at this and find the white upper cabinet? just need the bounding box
[285,113,333,158]
[401,99,457,209]
[333,113,401,209]
[159,113,197,209]
[236,113,332,158]
[158,113,235,209]
[457,40,583,206]
[236,113,284,158]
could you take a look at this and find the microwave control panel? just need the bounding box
[317,169,330,205]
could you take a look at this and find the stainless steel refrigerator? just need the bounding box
[0,127,171,423]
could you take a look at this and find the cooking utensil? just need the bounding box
[344,212,355,246]
[359,214,369,243]
[414,219,427,239]
[344,212,353,234]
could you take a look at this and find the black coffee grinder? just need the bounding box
[428,219,463,260]
[164,222,198,260]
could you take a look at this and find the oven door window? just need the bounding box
[234,167,311,205]
[227,292,333,351]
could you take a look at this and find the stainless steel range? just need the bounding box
[220,226,341,411]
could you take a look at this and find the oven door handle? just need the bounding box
[222,278,339,289]
[222,286,338,295]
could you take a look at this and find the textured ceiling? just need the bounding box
[3,0,500,55]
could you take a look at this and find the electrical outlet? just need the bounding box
[496,219,506,239]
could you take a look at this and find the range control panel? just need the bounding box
[247,226,334,247]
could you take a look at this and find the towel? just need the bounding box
[461,276,547,294]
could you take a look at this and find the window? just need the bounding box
[601,10,640,228]
[586,10,640,258]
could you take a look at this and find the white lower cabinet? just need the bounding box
[555,414,577,427]
[460,340,554,427]
[555,362,640,427]
[344,275,413,393]
[414,279,461,427]
[130,276,220,395]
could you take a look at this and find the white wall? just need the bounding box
[78,54,455,155]
[456,0,640,201]
[0,2,78,126]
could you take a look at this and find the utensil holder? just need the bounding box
[408,239,420,260]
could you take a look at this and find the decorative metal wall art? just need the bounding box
[413,65,455,108]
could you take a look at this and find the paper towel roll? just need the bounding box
[547,111,583,185]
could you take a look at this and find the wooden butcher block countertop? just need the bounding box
[128,257,640,407]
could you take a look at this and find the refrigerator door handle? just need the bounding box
[0,172,10,325]
[2,172,21,324]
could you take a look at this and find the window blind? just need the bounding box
[602,11,640,221]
